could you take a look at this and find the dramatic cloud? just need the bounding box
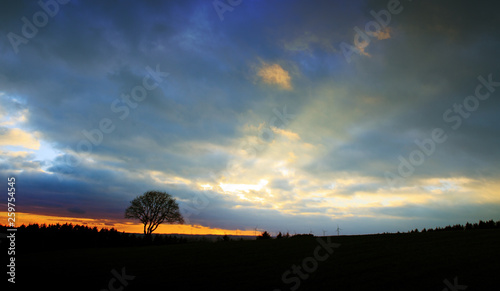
[257,62,293,90]
[0,0,499,235]
[0,128,39,149]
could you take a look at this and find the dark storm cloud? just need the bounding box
[301,0,500,185]
[67,206,85,214]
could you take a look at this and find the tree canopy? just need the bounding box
[125,190,184,235]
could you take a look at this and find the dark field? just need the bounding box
[13,229,500,290]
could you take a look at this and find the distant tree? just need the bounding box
[222,234,231,242]
[125,190,184,236]
[276,232,283,239]
[257,231,271,240]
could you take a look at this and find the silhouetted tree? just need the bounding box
[257,231,271,240]
[276,232,283,239]
[125,190,184,236]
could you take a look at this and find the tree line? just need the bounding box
[380,219,500,234]
[1,219,498,252]
[255,219,500,238]
[416,219,500,233]
[0,223,187,253]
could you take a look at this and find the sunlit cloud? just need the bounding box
[256,62,293,90]
[220,179,269,194]
[148,170,193,186]
[0,127,40,150]
[351,27,391,58]
[0,109,28,127]
[271,126,301,141]
[373,27,391,40]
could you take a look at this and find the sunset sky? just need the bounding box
[1,0,499,236]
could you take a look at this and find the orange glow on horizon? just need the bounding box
[1,212,256,236]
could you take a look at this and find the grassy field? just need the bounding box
[17,229,500,290]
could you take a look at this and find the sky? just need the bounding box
[1,0,500,236]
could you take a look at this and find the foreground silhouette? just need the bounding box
[125,190,184,236]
